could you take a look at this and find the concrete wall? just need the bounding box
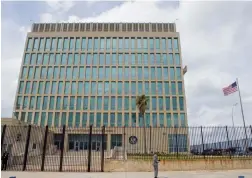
[104,159,252,171]
[1,118,27,126]
[51,127,189,153]
[2,125,56,156]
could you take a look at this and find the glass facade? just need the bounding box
[14,29,187,128]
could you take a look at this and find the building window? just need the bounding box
[27,112,32,124]
[106,38,111,50]
[145,113,150,127]
[158,97,163,110]
[45,38,51,50]
[96,113,101,127]
[48,112,53,127]
[155,38,160,49]
[152,97,157,110]
[82,113,87,127]
[178,82,183,95]
[144,81,149,94]
[97,97,102,110]
[151,82,156,95]
[49,96,54,110]
[26,38,33,51]
[124,113,129,127]
[170,67,175,80]
[81,37,86,50]
[166,113,172,127]
[21,67,28,79]
[63,37,69,51]
[176,67,181,80]
[68,112,73,127]
[90,96,95,110]
[29,96,35,110]
[25,81,31,94]
[42,96,48,110]
[138,81,143,94]
[36,96,42,110]
[23,96,28,109]
[152,113,157,127]
[180,114,186,127]
[54,112,60,127]
[100,38,105,50]
[56,96,61,110]
[117,113,122,127]
[172,97,177,111]
[168,134,187,152]
[124,97,129,110]
[179,97,184,111]
[41,112,46,127]
[39,38,44,51]
[159,113,164,127]
[61,112,67,126]
[34,112,39,125]
[173,113,179,127]
[110,113,115,127]
[174,38,179,50]
[131,96,136,110]
[51,38,56,50]
[111,134,122,149]
[117,97,122,111]
[57,38,62,50]
[132,113,136,127]
[168,38,172,50]
[89,113,94,126]
[131,37,135,49]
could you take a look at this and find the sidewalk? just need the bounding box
[2,170,252,178]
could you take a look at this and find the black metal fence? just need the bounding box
[1,125,252,172]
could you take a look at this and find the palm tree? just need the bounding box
[136,94,149,154]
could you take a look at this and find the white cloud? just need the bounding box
[40,13,53,23]
[1,1,252,127]
[45,0,75,13]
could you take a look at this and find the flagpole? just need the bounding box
[236,78,248,150]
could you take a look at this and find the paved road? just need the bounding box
[2,170,252,178]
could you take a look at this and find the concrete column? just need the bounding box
[64,134,68,152]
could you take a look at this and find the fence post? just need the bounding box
[175,126,179,158]
[22,125,32,171]
[1,125,7,152]
[149,126,152,153]
[200,126,205,159]
[41,125,49,171]
[101,126,105,172]
[87,125,93,172]
[249,125,252,149]
[123,126,126,159]
[225,126,232,159]
[59,125,66,172]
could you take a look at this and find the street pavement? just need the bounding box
[2,169,252,178]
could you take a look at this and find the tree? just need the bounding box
[136,94,149,154]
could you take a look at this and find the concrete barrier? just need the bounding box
[104,159,252,172]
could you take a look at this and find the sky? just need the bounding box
[1,0,252,127]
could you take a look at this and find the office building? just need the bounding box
[13,22,188,152]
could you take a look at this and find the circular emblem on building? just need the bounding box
[129,136,138,144]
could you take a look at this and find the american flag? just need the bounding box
[223,81,238,96]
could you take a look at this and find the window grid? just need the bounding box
[16,36,186,128]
